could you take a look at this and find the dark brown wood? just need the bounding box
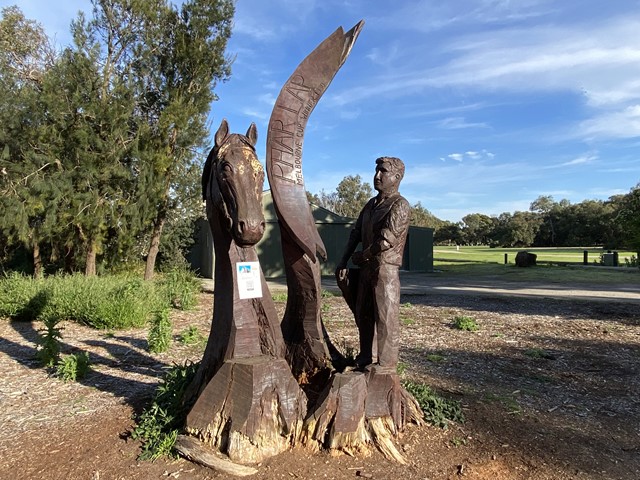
[303,367,423,463]
[143,213,165,281]
[335,157,411,370]
[179,21,422,471]
[185,357,306,463]
[174,435,258,476]
[180,120,306,465]
[266,21,364,380]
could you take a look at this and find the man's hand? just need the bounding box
[335,263,348,282]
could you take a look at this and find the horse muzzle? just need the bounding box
[234,219,266,246]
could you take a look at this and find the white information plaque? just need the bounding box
[236,262,262,299]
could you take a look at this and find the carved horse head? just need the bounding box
[202,119,266,247]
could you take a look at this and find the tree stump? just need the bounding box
[302,365,423,463]
[184,356,306,464]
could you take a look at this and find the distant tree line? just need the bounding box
[0,1,234,278]
[440,190,640,251]
[309,175,640,251]
[307,174,446,230]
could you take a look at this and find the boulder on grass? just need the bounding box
[515,251,537,267]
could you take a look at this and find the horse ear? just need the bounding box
[215,119,229,148]
[246,123,258,146]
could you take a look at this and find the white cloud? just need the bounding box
[258,93,277,106]
[437,117,489,130]
[587,187,628,197]
[579,105,640,139]
[331,13,640,141]
[543,152,598,169]
[240,108,269,121]
[442,150,495,163]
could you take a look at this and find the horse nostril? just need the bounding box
[259,221,265,233]
[238,220,246,233]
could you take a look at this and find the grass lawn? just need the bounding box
[434,246,638,266]
[432,246,639,285]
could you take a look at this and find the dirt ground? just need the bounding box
[1,287,639,480]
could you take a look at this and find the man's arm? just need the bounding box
[354,197,410,265]
[335,204,367,279]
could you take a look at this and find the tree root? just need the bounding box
[174,435,258,477]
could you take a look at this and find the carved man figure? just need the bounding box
[336,156,411,369]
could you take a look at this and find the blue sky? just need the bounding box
[7,0,640,222]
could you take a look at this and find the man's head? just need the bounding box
[374,156,404,195]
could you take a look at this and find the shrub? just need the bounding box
[0,274,165,329]
[178,325,206,346]
[272,292,288,302]
[0,273,46,320]
[425,353,445,363]
[158,266,201,310]
[132,362,199,460]
[624,255,638,268]
[148,309,172,353]
[453,315,479,331]
[37,315,63,367]
[403,380,464,428]
[524,348,555,360]
[55,352,90,381]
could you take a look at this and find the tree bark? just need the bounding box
[144,214,166,281]
[302,366,423,463]
[32,241,42,278]
[85,239,97,276]
[185,357,306,464]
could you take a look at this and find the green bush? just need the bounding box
[148,309,172,353]
[272,292,288,302]
[55,352,90,381]
[453,315,479,332]
[43,275,160,329]
[403,380,464,428]
[624,255,638,267]
[178,325,206,346]
[0,272,46,320]
[132,362,199,460]
[157,266,201,310]
[37,314,63,367]
[0,273,171,329]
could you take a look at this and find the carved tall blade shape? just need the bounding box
[266,21,364,261]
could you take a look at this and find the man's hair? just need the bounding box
[376,156,405,179]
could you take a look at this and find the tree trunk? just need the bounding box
[185,357,306,464]
[303,366,423,463]
[32,241,42,278]
[85,240,97,276]
[144,214,166,281]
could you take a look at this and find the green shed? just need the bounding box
[188,191,433,278]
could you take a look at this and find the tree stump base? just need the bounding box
[302,365,423,463]
[184,356,307,464]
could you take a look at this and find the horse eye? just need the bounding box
[221,163,233,174]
